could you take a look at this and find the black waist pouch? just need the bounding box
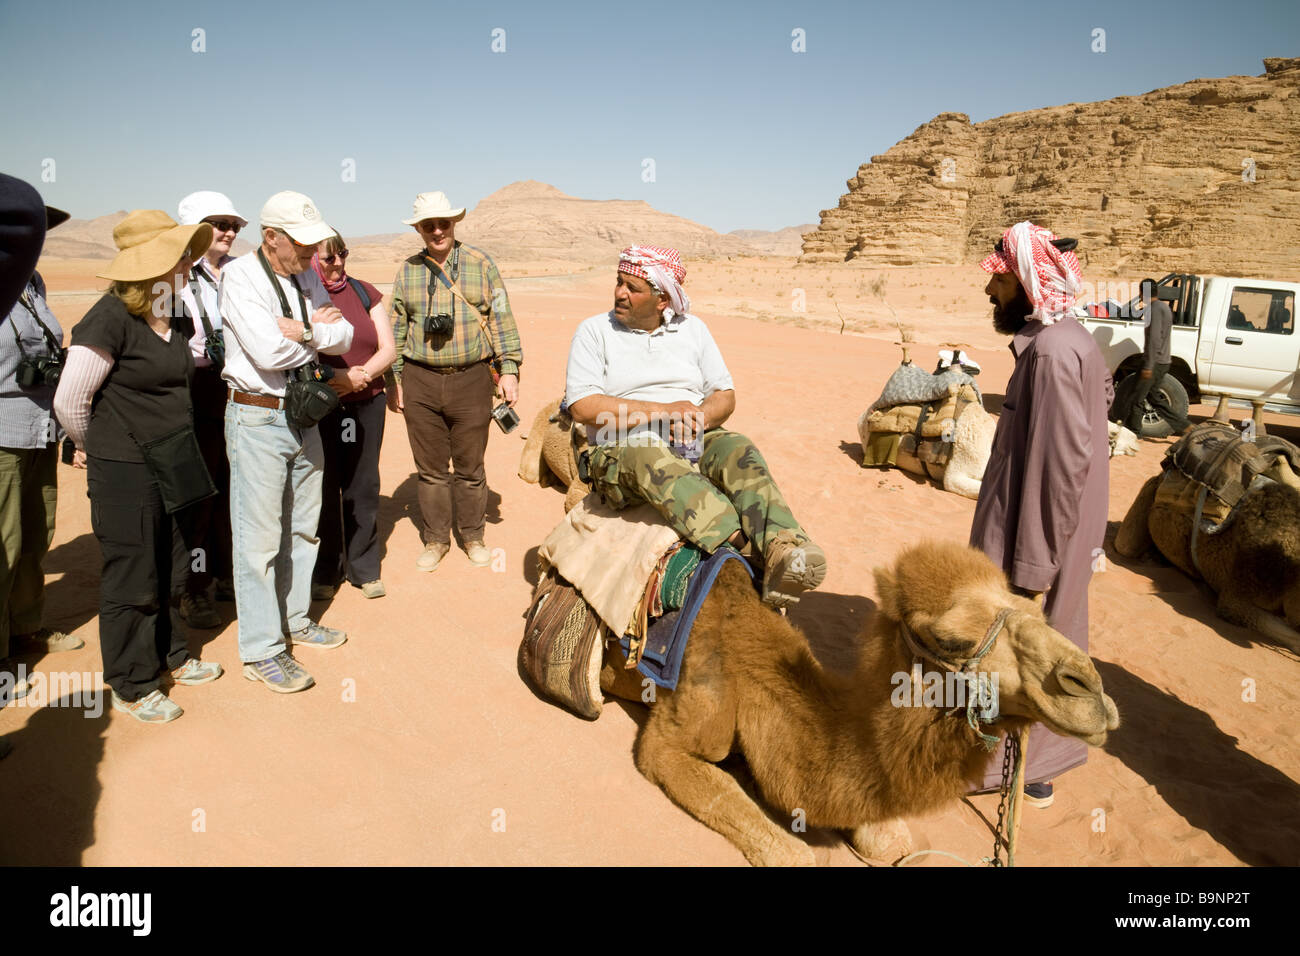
[285,377,339,429]
[139,425,217,514]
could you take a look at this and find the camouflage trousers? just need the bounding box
[585,430,804,554]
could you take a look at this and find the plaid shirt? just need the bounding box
[387,242,522,383]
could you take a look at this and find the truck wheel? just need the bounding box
[1113,373,1190,438]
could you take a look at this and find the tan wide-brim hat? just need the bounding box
[402,191,466,225]
[97,210,213,282]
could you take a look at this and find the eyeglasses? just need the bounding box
[206,219,242,234]
[319,250,349,265]
[417,219,453,233]
[275,229,311,249]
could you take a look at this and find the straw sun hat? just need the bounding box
[96,210,213,282]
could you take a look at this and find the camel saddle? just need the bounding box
[864,383,981,470]
[1158,421,1300,524]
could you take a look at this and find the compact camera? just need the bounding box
[423,312,455,336]
[491,402,520,434]
[288,362,334,384]
[16,352,64,389]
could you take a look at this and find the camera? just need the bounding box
[204,330,225,369]
[423,312,454,336]
[491,402,520,434]
[288,362,334,384]
[16,352,64,389]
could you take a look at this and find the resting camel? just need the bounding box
[1115,452,1300,654]
[599,540,1119,866]
[518,398,590,511]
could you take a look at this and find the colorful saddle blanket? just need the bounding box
[620,548,754,691]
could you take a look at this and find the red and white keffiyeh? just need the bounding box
[618,245,690,319]
[979,221,1083,325]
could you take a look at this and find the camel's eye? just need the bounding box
[931,629,975,656]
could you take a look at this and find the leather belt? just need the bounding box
[409,357,488,375]
[229,389,285,409]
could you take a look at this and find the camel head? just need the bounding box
[873,541,1120,746]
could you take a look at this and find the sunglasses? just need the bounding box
[417,219,454,232]
[319,250,349,265]
[206,219,242,234]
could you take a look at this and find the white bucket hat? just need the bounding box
[260,190,335,245]
[402,191,466,225]
[177,190,247,228]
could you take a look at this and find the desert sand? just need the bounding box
[2,252,1296,867]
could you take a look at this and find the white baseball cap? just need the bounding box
[402,191,466,225]
[260,190,335,244]
[177,190,247,227]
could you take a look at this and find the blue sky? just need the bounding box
[1,0,1296,235]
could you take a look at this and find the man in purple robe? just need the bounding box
[969,222,1113,807]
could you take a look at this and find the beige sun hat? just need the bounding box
[96,210,213,282]
[261,190,335,245]
[402,191,466,225]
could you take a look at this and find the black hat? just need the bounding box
[46,206,70,230]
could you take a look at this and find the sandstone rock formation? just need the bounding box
[729,225,818,257]
[802,59,1300,277]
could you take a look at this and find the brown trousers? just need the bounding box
[401,360,494,545]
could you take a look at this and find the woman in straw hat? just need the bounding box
[53,210,224,723]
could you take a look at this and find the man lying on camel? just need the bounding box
[565,245,825,607]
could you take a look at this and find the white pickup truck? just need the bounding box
[1079,273,1299,436]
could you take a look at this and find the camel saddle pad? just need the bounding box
[520,568,606,720]
[867,362,982,416]
[1165,422,1300,510]
[867,384,980,439]
[538,494,681,637]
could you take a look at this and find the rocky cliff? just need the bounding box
[802,58,1300,277]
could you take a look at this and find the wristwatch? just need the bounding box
[302,324,313,343]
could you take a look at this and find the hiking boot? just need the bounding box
[761,530,827,608]
[12,627,84,653]
[111,688,183,723]
[179,593,222,629]
[243,652,314,694]
[169,658,223,685]
[311,582,339,602]
[416,542,451,573]
[465,540,492,567]
[360,580,386,599]
[1023,781,1055,809]
[288,622,347,650]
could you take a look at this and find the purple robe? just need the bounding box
[969,316,1113,789]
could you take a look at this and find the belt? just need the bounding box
[408,357,489,375]
[229,389,285,409]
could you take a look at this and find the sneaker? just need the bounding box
[1023,781,1055,809]
[12,627,84,652]
[214,578,236,602]
[360,580,386,599]
[761,530,827,608]
[111,688,183,723]
[179,593,222,629]
[0,663,30,707]
[169,658,223,685]
[416,541,451,573]
[311,582,339,602]
[465,540,492,567]
[288,622,347,650]
[242,652,314,694]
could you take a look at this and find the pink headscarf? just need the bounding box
[618,245,690,320]
[311,251,348,294]
[979,221,1083,325]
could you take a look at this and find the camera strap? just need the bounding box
[13,288,63,357]
[187,271,216,339]
[420,246,496,356]
[256,247,311,335]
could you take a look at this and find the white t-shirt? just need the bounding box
[564,310,734,446]
[218,251,353,396]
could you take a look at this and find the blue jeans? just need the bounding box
[225,403,323,663]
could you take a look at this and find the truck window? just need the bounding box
[1227,288,1294,335]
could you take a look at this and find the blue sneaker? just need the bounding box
[243,652,314,694]
[288,622,347,650]
[1023,781,1054,809]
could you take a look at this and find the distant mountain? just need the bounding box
[729,225,818,257]
[41,210,252,262]
[349,180,779,266]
